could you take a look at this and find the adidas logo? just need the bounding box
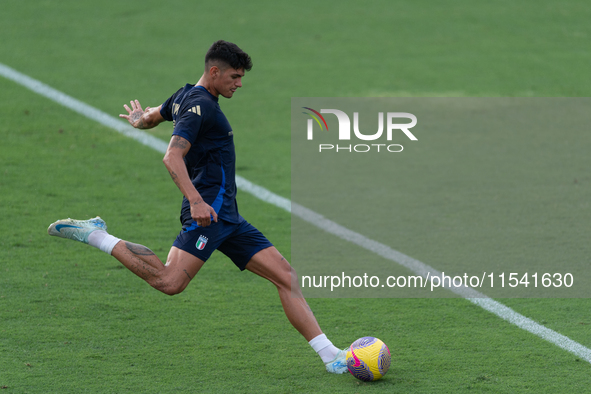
[188,106,201,115]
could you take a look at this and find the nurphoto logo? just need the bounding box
[302,107,417,153]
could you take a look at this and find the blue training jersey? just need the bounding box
[160,84,241,225]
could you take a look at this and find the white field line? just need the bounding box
[2,61,590,363]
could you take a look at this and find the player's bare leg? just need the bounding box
[48,217,347,373]
[246,247,348,373]
[47,217,204,295]
[111,243,205,295]
[246,247,321,340]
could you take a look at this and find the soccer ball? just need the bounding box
[346,337,391,381]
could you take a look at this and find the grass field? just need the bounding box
[1,1,591,393]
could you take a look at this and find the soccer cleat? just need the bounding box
[47,216,107,244]
[325,348,349,374]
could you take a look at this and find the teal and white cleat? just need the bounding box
[47,217,107,244]
[325,349,349,374]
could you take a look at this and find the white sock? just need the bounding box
[87,230,121,255]
[309,333,340,363]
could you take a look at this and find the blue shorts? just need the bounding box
[172,218,273,270]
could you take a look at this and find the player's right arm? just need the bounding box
[119,99,164,129]
[162,135,218,227]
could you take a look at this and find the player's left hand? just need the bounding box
[191,200,219,227]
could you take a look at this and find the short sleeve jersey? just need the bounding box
[160,84,240,225]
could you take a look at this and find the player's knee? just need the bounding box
[153,279,188,296]
[274,259,294,291]
[161,284,186,296]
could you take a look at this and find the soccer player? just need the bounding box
[48,40,347,374]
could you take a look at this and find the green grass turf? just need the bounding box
[1,0,591,392]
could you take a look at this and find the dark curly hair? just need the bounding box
[205,40,252,72]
